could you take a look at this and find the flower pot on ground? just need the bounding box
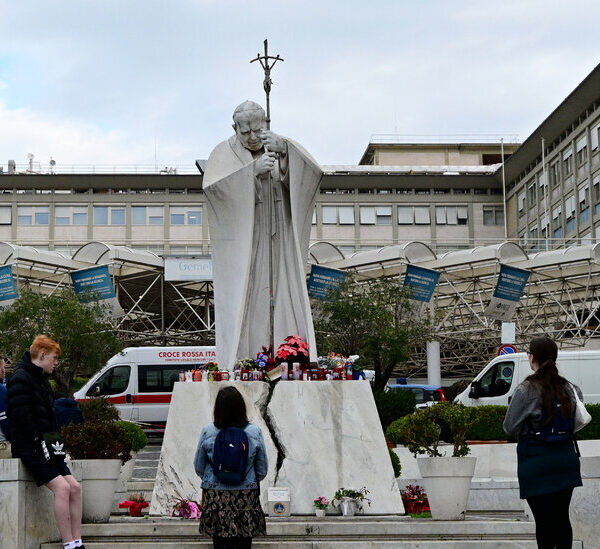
[388,401,477,521]
[62,399,133,523]
[332,487,371,516]
[315,508,326,517]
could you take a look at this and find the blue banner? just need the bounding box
[493,265,530,302]
[0,265,19,303]
[307,265,347,300]
[403,264,440,303]
[70,265,116,303]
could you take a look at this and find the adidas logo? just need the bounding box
[51,441,65,455]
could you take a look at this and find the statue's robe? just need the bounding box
[203,135,322,370]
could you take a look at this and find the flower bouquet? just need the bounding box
[332,487,371,516]
[400,484,430,515]
[313,496,329,517]
[119,493,149,517]
[171,497,201,519]
[276,335,309,364]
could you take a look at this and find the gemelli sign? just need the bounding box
[164,256,213,281]
[484,264,530,322]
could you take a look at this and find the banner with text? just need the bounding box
[70,265,124,316]
[403,264,440,303]
[0,264,19,309]
[307,265,347,300]
[484,264,530,322]
[164,256,213,281]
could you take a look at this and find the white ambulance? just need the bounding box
[74,346,217,432]
[454,350,600,407]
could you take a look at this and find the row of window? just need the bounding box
[316,205,503,226]
[0,205,203,226]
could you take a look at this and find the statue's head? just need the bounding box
[232,101,267,152]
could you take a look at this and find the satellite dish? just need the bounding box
[49,158,56,167]
[27,153,34,160]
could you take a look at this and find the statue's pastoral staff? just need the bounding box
[203,101,322,370]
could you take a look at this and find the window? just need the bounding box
[397,206,431,225]
[565,195,576,234]
[132,206,164,225]
[550,161,560,188]
[414,207,430,224]
[55,206,88,226]
[518,192,526,213]
[93,206,124,225]
[527,182,536,206]
[0,206,11,225]
[563,149,573,177]
[435,206,468,225]
[321,206,354,225]
[17,206,49,225]
[311,208,316,225]
[552,205,562,233]
[170,206,202,225]
[576,136,588,166]
[359,206,391,225]
[579,185,590,224]
[138,364,187,393]
[594,174,600,214]
[483,206,504,225]
[591,123,599,151]
[477,361,514,398]
[87,365,131,396]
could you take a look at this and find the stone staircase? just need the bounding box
[122,440,162,506]
[39,515,583,548]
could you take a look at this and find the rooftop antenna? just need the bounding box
[49,157,56,175]
[27,153,34,172]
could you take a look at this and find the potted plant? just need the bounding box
[388,401,477,520]
[313,496,329,517]
[400,484,429,515]
[332,487,371,516]
[118,493,149,517]
[61,398,132,523]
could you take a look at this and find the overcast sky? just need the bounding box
[0,0,598,170]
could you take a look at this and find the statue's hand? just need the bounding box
[254,151,278,177]
[260,131,287,155]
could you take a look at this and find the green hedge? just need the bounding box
[466,406,515,441]
[389,403,600,443]
[373,390,416,431]
[389,448,401,478]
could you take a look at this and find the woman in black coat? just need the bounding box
[7,335,85,549]
[503,336,582,549]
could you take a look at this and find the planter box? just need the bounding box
[70,459,121,523]
[0,459,60,549]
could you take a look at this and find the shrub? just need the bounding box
[429,401,477,457]
[578,404,600,440]
[72,376,89,393]
[62,420,132,463]
[389,448,401,478]
[79,397,119,423]
[115,421,148,453]
[466,406,514,441]
[373,390,416,431]
[386,410,442,457]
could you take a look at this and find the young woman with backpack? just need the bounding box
[503,336,583,549]
[194,386,268,549]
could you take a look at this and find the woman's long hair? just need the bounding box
[525,336,573,423]
[213,386,249,429]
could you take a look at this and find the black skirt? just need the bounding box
[199,489,266,538]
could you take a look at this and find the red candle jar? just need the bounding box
[221,371,230,381]
[317,369,326,381]
[241,369,250,381]
[310,369,319,380]
[333,367,342,380]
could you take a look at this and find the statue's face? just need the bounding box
[234,112,266,152]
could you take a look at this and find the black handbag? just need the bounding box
[40,431,66,461]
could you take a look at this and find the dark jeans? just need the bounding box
[526,487,574,549]
[212,536,252,549]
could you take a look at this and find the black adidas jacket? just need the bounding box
[6,351,59,458]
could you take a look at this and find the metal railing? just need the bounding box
[0,163,199,175]
[369,134,521,145]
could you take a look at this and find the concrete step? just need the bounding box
[39,516,584,549]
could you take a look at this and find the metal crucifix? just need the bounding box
[250,39,284,361]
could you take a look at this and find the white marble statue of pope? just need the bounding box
[203,101,322,371]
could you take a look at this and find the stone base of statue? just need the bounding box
[149,381,403,515]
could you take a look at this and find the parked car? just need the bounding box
[386,380,445,408]
[454,350,600,407]
[74,346,217,432]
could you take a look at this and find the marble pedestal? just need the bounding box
[0,459,61,549]
[150,381,403,515]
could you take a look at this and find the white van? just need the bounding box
[74,346,217,431]
[455,351,600,407]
